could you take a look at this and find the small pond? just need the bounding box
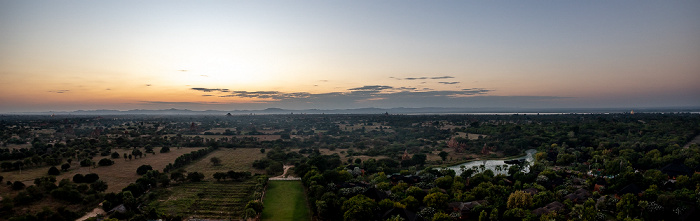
[447,149,537,176]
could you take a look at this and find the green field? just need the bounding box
[262,181,310,221]
[148,179,259,219]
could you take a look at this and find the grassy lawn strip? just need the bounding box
[262,180,310,221]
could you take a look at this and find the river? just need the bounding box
[447,149,537,176]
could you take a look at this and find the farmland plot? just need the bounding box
[149,179,258,219]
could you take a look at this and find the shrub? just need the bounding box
[84,173,100,183]
[73,174,85,183]
[187,172,205,182]
[12,181,26,190]
[61,163,71,171]
[80,159,92,167]
[48,166,60,175]
[137,165,153,175]
[98,158,114,166]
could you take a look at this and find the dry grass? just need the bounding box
[180,148,266,180]
[0,147,203,193]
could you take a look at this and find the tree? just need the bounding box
[61,163,71,171]
[210,157,222,166]
[616,193,637,219]
[187,172,205,182]
[479,210,488,221]
[423,192,449,209]
[90,180,108,192]
[160,146,170,153]
[432,211,451,221]
[507,190,533,209]
[245,200,264,214]
[213,172,227,181]
[438,151,449,162]
[73,174,85,183]
[48,166,60,175]
[12,181,26,190]
[84,173,100,183]
[132,149,143,158]
[80,159,92,167]
[490,208,499,221]
[111,152,120,159]
[137,165,153,175]
[412,154,427,166]
[342,194,378,221]
[170,172,185,182]
[98,158,114,166]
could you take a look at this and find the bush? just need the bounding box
[187,172,205,182]
[160,146,170,153]
[137,165,153,175]
[80,159,92,167]
[12,181,26,190]
[73,174,85,183]
[61,163,71,171]
[84,173,100,183]
[98,158,114,166]
[111,152,121,159]
[48,166,60,175]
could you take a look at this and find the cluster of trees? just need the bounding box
[163,147,216,173]
[5,175,108,220]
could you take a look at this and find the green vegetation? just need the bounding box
[261,181,310,221]
[148,179,260,220]
[1,113,699,220]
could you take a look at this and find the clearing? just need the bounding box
[180,148,266,179]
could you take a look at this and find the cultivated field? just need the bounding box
[149,179,259,219]
[261,180,310,221]
[181,148,266,179]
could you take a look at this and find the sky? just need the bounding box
[1,1,699,112]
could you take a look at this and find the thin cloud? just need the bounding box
[404,77,428,80]
[191,88,230,92]
[48,90,70,94]
[348,85,393,91]
[438,82,460,84]
[431,76,454,79]
[394,76,455,80]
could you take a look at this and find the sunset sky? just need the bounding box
[1,1,699,113]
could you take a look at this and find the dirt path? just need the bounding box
[75,205,106,221]
[272,165,295,178]
[683,133,700,148]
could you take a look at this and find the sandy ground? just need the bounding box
[683,133,700,148]
[272,165,294,178]
[75,204,106,221]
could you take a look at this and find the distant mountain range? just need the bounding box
[6,106,700,115]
